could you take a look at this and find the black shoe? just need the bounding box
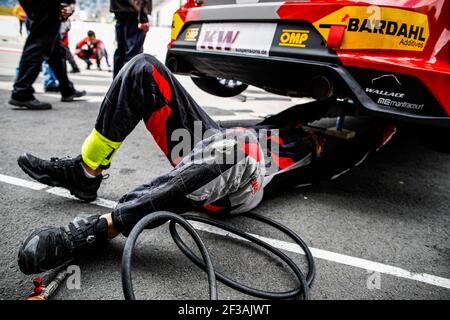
[9,98,52,110]
[44,86,60,93]
[61,90,87,102]
[18,214,108,274]
[70,68,80,73]
[17,153,103,202]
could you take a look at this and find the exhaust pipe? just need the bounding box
[309,76,334,100]
[166,57,178,73]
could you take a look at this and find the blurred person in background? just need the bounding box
[42,19,80,92]
[10,0,86,110]
[75,30,110,71]
[61,19,81,73]
[42,61,60,92]
[12,4,27,36]
[110,0,152,78]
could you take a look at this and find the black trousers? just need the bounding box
[64,45,79,71]
[77,48,101,67]
[101,54,263,234]
[113,12,146,78]
[19,20,24,36]
[12,0,74,100]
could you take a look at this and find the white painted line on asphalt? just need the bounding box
[38,93,105,103]
[308,247,450,290]
[190,222,450,290]
[46,186,117,209]
[0,80,106,104]
[68,75,113,83]
[212,114,262,121]
[0,79,264,119]
[0,173,48,190]
[0,81,12,91]
[0,81,109,95]
[0,46,22,53]
[1,173,450,290]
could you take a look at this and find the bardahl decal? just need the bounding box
[278,29,310,48]
[313,6,429,51]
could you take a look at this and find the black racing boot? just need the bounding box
[61,89,87,102]
[17,153,104,202]
[18,214,108,274]
[9,98,52,110]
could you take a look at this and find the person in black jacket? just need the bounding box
[9,0,86,110]
[110,0,152,78]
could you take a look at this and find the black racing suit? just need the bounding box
[85,54,395,235]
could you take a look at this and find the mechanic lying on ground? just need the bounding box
[16,54,395,275]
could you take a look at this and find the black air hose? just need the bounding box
[121,211,315,300]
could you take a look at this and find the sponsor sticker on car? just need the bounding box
[184,28,200,42]
[197,23,277,57]
[347,67,445,116]
[278,29,310,48]
[313,6,429,51]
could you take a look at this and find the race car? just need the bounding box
[165,0,449,135]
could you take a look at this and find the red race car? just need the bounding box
[166,0,449,137]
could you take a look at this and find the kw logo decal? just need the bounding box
[199,30,240,51]
[279,29,309,48]
[313,6,429,51]
[184,28,199,42]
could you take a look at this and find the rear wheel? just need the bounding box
[191,76,248,97]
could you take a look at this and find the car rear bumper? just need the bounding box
[166,48,450,128]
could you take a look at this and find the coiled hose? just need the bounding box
[121,211,315,300]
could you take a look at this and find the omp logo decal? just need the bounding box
[313,6,429,51]
[199,30,240,51]
[184,28,199,42]
[279,29,309,48]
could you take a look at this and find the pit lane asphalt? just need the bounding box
[0,43,448,300]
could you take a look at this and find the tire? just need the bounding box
[191,76,248,97]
